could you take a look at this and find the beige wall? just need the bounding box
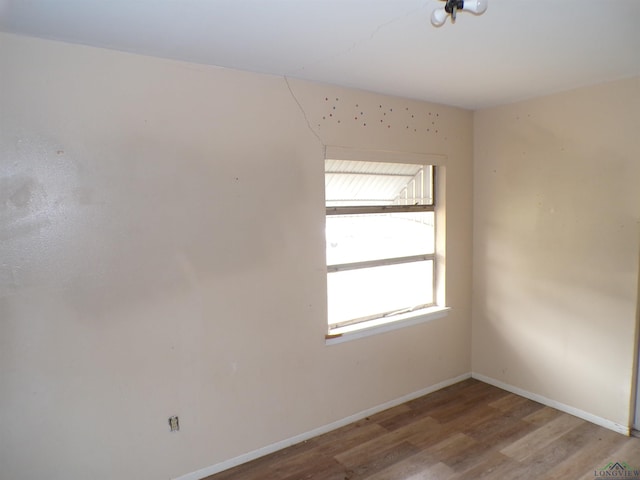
[473,77,640,428]
[0,33,473,480]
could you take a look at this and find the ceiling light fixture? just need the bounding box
[431,0,488,27]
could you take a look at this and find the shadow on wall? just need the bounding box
[474,121,639,406]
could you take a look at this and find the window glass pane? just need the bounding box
[325,161,433,207]
[326,212,434,265]
[327,260,433,326]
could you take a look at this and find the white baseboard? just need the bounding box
[173,372,472,480]
[472,372,630,436]
[175,371,629,480]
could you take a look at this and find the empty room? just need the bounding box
[1,1,639,479]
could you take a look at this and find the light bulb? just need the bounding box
[430,8,448,27]
[462,0,488,15]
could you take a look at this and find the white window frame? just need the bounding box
[324,147,449,345]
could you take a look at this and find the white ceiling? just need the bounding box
[1,0,639,109]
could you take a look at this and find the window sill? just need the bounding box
[325,306,450,346]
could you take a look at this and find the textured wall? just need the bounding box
[0,33,473,480]
[473,77,640,428]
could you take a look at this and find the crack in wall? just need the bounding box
[284,76,325,148]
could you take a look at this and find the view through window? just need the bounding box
[325,159,436,332]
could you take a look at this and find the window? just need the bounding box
[325,152,444,340]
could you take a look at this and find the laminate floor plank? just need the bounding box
[426,432,496,473]
[333,432,405,468]
[314,422,389,457]
[367,403,413,424]
[489,394,546,419]
[506,422,603,475]
[609,437,640,463]
[364,453,454,480]
[574,438,640,480]
[270,449,336,479]
[338,441,423,479]
[277,455,348,480]
[404,380,485,413]
[488,393,530,412]
[522,405,563,426]
[374,405,435,432]
[203,379,640,480]
[462,410,537,450]
[447,451,513,480]
[541,423,628,480]
[439,403,499,431]
[420,383,507,425]
[499,413,585,461]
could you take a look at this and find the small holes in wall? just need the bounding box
[316,96,442,136]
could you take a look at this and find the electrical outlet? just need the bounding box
[168,416,179,432]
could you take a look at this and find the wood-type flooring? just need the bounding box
[204,378,640,480]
